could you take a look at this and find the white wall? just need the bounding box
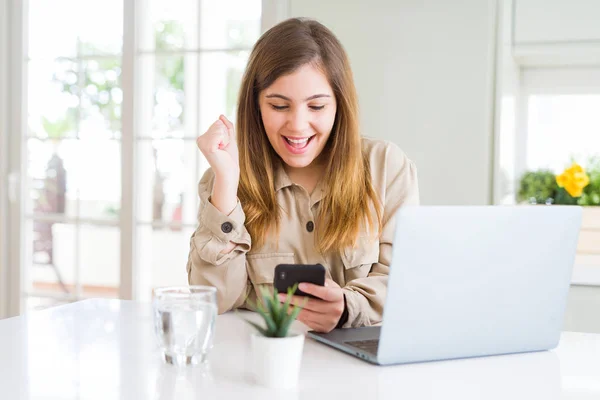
[514,0,600,44]
[288,0,498,205]
[512,0,600,66]
[565,286,600,333]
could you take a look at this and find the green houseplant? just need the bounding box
[517,170,557,204]
[517,158,600,206]
[578,158,600,206]
[245,284,303,338]
[245,284,306,389]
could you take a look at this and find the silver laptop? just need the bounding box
[308,206,582,365]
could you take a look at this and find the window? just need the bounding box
[497,67,600,205]
[13,0,262,312]
[521,68,600,174]
[25,0,126,309]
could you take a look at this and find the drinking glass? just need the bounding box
[153,286,217,366]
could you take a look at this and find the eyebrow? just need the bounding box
[265,93,331,101]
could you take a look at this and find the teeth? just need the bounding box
[287,137,310,144]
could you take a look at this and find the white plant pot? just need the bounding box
[250,332,305,389]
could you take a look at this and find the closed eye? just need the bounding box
[269,104,326,111]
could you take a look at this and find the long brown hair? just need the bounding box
[237,18,382,253]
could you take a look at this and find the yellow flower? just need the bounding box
[556,163,590,197]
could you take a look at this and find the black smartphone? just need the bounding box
[274,263,326,298]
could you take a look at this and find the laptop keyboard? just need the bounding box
[345,339,380,354]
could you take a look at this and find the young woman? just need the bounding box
[187,18,419,333]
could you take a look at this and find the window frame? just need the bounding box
[515,67,600,181]
[1,0,27,318]
[0,0,11,318]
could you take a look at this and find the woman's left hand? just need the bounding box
[278,279,345,333]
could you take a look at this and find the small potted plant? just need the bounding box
[243,284,305,389]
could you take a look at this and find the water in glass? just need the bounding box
[153,286,217,366]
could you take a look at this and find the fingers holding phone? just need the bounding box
[277,278,345,333]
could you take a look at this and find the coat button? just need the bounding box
[221,222,233,233]
[306,221,314,233]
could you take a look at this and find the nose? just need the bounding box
[286,107,310,133]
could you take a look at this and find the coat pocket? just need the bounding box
[246,252,295,285]
[341,237,379,281]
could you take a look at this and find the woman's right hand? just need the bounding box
[196,115,240,215]
[196,115,240,184]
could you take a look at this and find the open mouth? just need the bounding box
[283,135,316,150]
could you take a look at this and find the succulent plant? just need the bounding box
[244,284,304,338]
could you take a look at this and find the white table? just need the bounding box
[1,299,599,399]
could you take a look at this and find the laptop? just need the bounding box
[308,206,582,366]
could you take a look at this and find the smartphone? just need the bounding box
[274,263,326,298]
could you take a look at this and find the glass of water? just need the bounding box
[153,286,217,367]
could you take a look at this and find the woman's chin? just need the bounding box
[280,154,316,169]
